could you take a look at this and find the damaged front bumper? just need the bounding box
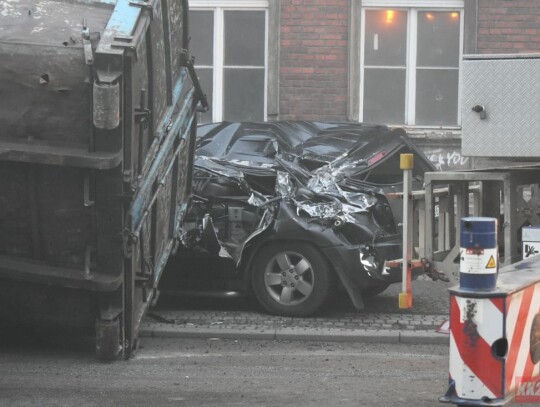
[184,143,423,310]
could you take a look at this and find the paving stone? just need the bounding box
[143,279,452,344]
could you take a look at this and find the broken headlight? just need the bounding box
[360,245,381,275]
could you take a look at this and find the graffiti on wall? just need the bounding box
[424,148,470,171]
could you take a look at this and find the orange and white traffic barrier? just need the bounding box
[399,153,413,309]
[440,255,540,406]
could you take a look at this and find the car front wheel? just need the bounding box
[250,243,334,317]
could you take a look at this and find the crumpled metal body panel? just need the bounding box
[182,121,435,306]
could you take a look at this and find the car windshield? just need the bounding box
[230,138,275,155]
[270,122,319,147]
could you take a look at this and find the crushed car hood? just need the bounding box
[196,121,434,188]
[187,121,435,263]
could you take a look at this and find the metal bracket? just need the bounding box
[122,229,138,258]
[84,246,94,280]
[122,169,134,184]
[81,19,99,65]
[134,107,151,125]
[111,35,138,61]
[120,170,140,201]
[182,51,209,112]
[114,35,134,42]
[164,119,173,134]
[83,38,94,65]
[136,256,154,304]
[129,0,154,15]
[135,275,151,303]
[84,174,95,207]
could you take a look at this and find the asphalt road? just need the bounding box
[0,278,531,407]
[0,332,532,406]
[0,335,449,407]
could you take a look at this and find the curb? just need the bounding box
[140,323,450,345]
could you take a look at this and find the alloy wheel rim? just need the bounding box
[263,251,315,306]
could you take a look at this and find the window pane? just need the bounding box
[189,11,214,66]
[224,11,265,66]
[364,10,407,67]
[363,68,405,124]
[417,11,460,67]
[416,69,459,126]
[224,68,264,121]
[195,68,213,124]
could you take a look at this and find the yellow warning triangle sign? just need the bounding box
[486,255,497,269]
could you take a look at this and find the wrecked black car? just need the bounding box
[162,121,435,316]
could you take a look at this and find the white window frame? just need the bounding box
[360,0,464,128]
[190,0,269,122]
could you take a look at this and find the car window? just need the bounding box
[229,137,277,158]
[196,123,242,157]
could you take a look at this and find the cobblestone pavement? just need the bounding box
[141,277,453,343]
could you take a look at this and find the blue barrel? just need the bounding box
[460,217,498,291]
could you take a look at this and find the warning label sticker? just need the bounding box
[523,243,540,258]
[460,247,498,274]
[486,255,497,269]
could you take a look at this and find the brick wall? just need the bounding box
[279,0,349,121]
[478,0,540,53]
[277,1,540,120]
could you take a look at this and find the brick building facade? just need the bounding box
[278,0,540,121]
[190,1,540,169]
[280,0,350,120]
[478,1,540,54]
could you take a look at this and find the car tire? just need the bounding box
[250,242,334,317]
[95,317,121,361]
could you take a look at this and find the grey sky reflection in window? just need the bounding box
[224,69,265,122]
[363,68,406,125]
[190,11,213,66]
[225,11,265,66]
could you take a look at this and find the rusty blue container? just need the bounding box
[0,0,206,360]
[460,217,498,291]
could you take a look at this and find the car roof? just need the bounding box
[196,121,391,161]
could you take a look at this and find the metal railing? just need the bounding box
[387,167,540,283]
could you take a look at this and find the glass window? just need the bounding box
[190,5,267,123]
[417,11,460,68]
[363,68,406,124]
[362,7,462,126]
[190,11,214,123]
[190,11,214,66]
[224,69,265,121]
[224,11,265,66]
[364,10,407,67]
[416,69,459,126]
[363,10,407,125]
[416,11,460,126]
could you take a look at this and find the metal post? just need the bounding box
[399,154,413,309]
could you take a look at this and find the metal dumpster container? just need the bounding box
[0,0,206,359]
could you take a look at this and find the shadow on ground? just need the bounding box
[0,321,95,357]
[156,279,452,317]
